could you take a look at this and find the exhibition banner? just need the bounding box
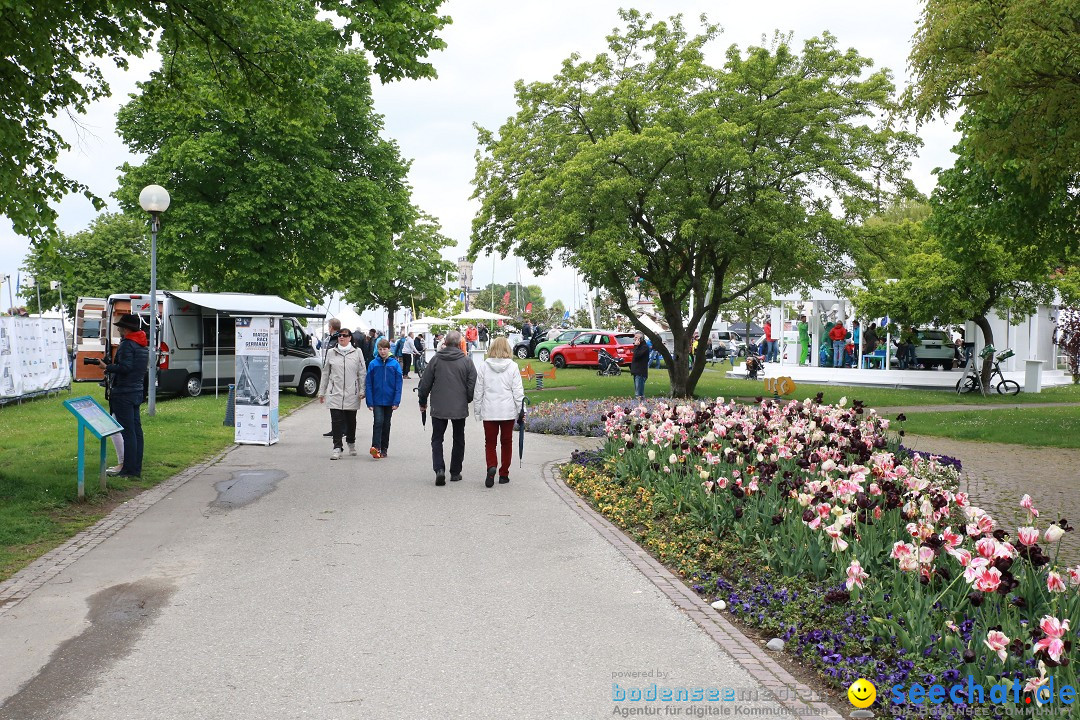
[234,316,280,445]
[0,316,71,401]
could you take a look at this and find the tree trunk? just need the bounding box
[387,306,397,340]
[973,314,995,389]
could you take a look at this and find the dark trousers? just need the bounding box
[329,408,357,449]
[401,354,412,376]
[111,392,144,476]
[371,406,394,453]
[431,417,466,474]
[483,419,515,476]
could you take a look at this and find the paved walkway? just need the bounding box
[0,392,836,720]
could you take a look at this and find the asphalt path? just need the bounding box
[0,388,800,720]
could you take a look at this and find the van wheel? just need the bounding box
[185,375,203,397]
[299,370,319,398]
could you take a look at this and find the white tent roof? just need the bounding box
[450,308,512,321]
[164,291,324,317]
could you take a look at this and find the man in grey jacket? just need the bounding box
[417,330,477,486]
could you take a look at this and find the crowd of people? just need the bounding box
[317,320,525,488]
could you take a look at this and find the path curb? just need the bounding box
[543,459,846,720]
[0,444,239,617]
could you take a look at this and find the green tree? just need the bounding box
[525,285,546,312]
[1,0,449,243]
[470,11,917,397]
[909,0,1079,191]
[854,134,1061,385]
[17,212,177,315]
[345,210,456,340]
[114,14,412,307]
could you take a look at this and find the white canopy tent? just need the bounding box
[449,308,512,321]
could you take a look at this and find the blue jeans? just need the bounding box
[371,405,394,453]
[767,340,778,362]
[833,341,845,367]
[633,374,645,398]
[110,392,144,475]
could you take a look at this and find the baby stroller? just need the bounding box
[744,354,765,380]
[596,349,622,376]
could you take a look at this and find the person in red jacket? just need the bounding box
[828,321,848,367]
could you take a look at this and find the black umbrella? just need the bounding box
[517,396,531,467]
[414,387,427,426]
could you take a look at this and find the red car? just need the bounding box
[549,331,635,368]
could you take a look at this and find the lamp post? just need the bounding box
[139,184,170,417]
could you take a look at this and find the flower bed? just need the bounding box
[561,396,1078,718]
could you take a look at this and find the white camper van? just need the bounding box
[73,291,325,397]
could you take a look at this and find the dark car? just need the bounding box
[513,325,547,359]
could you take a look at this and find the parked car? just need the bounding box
[512,325,549,359]
[533,328,600,363]
[914,329,955,369]
[549,332,635,368]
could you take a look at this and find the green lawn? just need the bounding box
[900,406,1080,448]
[0,385,310,580]
[518,359,1080,409]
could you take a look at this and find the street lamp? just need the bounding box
[139,184,170,417]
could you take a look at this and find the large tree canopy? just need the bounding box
[909,0,1078,193]
[113,10,414,307]
[470,10,917,397]
[854,131,1062,384]
[0,0,449,242]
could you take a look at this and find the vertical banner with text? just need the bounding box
[234,316,280,445]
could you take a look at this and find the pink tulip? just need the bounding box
[1047,571,1066,593]
[891,541,915,559]
[1021,494,1039,518]
[1017,526,1039,547]
[973,566,1002,593]
[984,630,1010,662]
[975,537,998,560]
[845,559,869,590]
[1068,566,1080,586]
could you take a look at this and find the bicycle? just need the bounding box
[955,346,1019,395]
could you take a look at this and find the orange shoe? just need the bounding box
[369,446,382,459]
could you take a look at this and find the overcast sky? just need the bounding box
[0,0,956,315]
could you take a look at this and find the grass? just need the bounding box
[517,358,1080,408]
[0,385,310,581]
[900,406,1080,448]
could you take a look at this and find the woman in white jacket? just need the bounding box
[318,329,367,459]
[474,336,525,487]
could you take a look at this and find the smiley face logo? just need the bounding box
[847,678,876,708]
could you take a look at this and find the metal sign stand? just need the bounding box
[63,396,124,499]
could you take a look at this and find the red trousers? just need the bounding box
[483,419,515,476]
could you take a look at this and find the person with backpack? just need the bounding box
[474,337,525,487]
[365,339,402,459]
[392,334,406,365]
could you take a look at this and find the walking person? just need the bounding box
[797,315,810,366]
[87,314,149,477]
[763,318,778,363]
[465,324,478,351]
[417,330,476,486]
[322,318,343,438]
[474,337,525,487]
[630,331,650,400]
[365,339,402,459]
[413,332,427,375]
[318,328,366,459]
[400,331,416,379]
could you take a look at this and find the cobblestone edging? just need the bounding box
[0,446,238,617]
[544,461,846,720]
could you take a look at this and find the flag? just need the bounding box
[524,302,532,313]
[563,310,570,320]
[502,291,511,304]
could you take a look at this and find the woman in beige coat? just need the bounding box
[318,329,367,459]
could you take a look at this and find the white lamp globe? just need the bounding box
[139,185,171,213]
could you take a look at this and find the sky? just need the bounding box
[0,0,957,320]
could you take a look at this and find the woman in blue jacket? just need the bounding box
[365,339,402,459]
